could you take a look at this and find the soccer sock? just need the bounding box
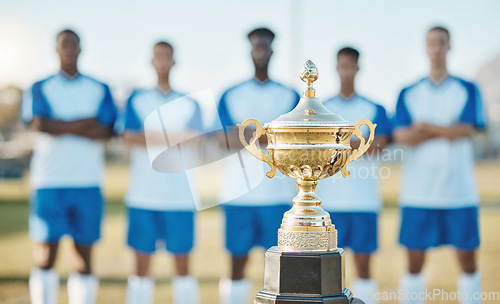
[126,275,154,304]
[399,273,425,304]
[458,271,481,304]
[67,272,99,304]
[172,275,200,304]
[352,278,378,304]
[219,278,230,304]
[29,268,59,304]
[219,278,251,304]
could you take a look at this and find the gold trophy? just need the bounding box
[238,60,376,304]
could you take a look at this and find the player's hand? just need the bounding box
[68,118,99,135]
[413,122,437,134]
[73,117,99,128]
[31,117,42,131]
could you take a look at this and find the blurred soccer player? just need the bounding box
[316,47,391,304]
[215,27,300,304]
[119,41,202,304]
[393,27,486,304]
[22,29,117,304]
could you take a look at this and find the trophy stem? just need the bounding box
[277,179,338,252]
[293,180,322,206]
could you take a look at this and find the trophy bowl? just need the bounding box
[238,60,376,252]
[267,125,356,181]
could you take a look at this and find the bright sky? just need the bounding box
[1,0,499,112]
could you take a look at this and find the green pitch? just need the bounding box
[0,162,499,304]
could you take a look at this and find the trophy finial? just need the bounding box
[300,60,319,98]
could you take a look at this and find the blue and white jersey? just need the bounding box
[217,78,300,206]
[316,94,391,212]
[392,76,486,209]
[119,88,203,211]
[22,72,117,189]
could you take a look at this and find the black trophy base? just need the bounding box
[254,246,356,304]
[255,290,353,304]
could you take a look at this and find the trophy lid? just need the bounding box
[266,60,353,128]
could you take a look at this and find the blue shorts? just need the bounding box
[399,206,480,251]
[329,212,378,254]
[224,204,290,256]
[29,187,104,245]
[127,208,194,255]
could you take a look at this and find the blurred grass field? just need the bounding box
[0,161,499,304]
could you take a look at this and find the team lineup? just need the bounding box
[22,26,486,304]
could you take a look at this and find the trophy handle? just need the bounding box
[237,119,277,178]
[341,118,377,178]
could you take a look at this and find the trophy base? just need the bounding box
[254,246,354,304]
[255,290,353,304]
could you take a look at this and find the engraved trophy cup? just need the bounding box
[238,60,376,304]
